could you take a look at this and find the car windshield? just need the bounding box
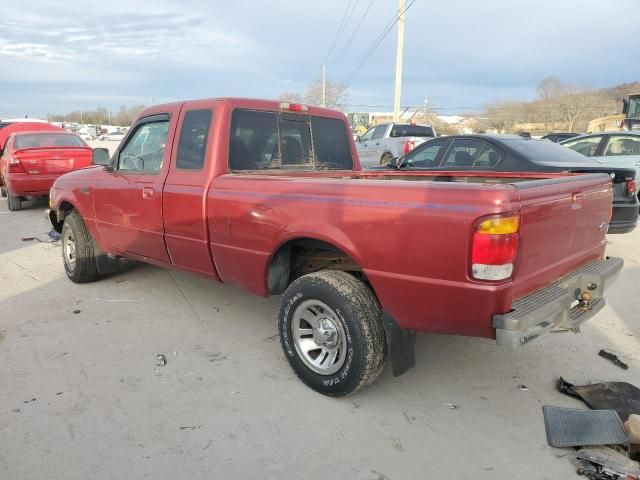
[14,134,85,149]
[389,125,434,138]
[504,138,596,163]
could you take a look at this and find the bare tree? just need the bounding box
[304,77,349,108]
[277,92,304,103]
[537,76,565,100]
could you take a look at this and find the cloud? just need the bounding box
[0,0,638,117]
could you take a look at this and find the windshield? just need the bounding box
[628,97,640,120]
[14,133,86,149]
[390,125,435,138]
[505,138,599,164]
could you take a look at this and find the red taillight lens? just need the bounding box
[471,215,520,281]
[403,140,415,154]
[628,179,637,195]
[8,157,25,174]
[472,232,519,265]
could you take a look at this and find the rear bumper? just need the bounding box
[493,257,623,348]
[7,173,59,197]
[609,199,639,234]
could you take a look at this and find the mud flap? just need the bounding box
[92,238,120,275]
[382,311,416,377]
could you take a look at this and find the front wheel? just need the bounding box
[61,212,100,283]
[278,270,387,397]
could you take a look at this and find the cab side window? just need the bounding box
[360,127,375,142]
[371,125,387,140]
[176,109,212,170]
[440,139,484,167]
[118,118,170,173]
[403,139,447,168]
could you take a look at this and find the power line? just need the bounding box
[324,0,355,65]
[344,0,416,84]
[336,0,377,62]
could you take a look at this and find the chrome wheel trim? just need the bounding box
[291,299,347,375]
[63,227,76,273]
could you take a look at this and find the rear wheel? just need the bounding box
[380,152,394,166]
[7,193,22,211]
[278,270,387,397]
[62,212,99,283]
[0,185,6,198]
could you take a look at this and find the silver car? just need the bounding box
[355,123,437,168]
[561,132,640,193]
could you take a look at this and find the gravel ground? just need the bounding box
[0,199,639,480]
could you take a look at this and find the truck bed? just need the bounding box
[208,171,613,338]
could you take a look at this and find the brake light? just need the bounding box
[403,140,415,154]
[471,215,520,281]
[280,102,309,112]
[628,179,637,195]
[8,157,25,174]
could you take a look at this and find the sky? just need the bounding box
[1,0,639,118]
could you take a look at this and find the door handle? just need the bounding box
[375,142,380,146]
[142,187,154,199]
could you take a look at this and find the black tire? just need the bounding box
[278,270,387,397]
[0,185,7,198]
[380,152,394,166]
[61,212,100,283]
[7,193,22,211]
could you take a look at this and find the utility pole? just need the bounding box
[322,65,327,108]
[393,0,406,122]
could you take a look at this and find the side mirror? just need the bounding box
[623,99,629,115]
[354,135,361,143]
[92,148,111,167]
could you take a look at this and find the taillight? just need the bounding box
[628,179,637,196]
[8,157,25,174]
[471,215,520,281]
[403,140,415,154]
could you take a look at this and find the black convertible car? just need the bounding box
[375,134,638,234]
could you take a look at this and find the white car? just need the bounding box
[561,132,640,193]
[105,131,126,142]
[355,123,437,168]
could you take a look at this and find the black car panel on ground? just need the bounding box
[376,134,638,234]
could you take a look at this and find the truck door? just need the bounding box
[93,109,179,262]
[162,102,218,277]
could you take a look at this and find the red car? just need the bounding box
[49,98,622,396]
[1,131,93,211]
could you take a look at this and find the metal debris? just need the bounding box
[442,403,459,409]
[518,385,529,391]
[73,310,81,315]
[599,350,629,370]
[156,354,167,366]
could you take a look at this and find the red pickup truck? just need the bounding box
[48,98,623,396]
[1,131,92,210]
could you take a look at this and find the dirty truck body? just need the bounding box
[49,98,623,396]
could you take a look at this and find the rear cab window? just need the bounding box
[390,125,435,138]
[229,109,353,171]
[176,109,213,170]
[14,134,85,148]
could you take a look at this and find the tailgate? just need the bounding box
[513,174,612,299]
[15,147,93,175]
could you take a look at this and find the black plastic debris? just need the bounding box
[599,349,629,370]
[542,406,628,448]
[48,230,61,241]
[559,378,640,422]
[157,354,167,367]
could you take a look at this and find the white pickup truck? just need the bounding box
[356,123,437,167]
